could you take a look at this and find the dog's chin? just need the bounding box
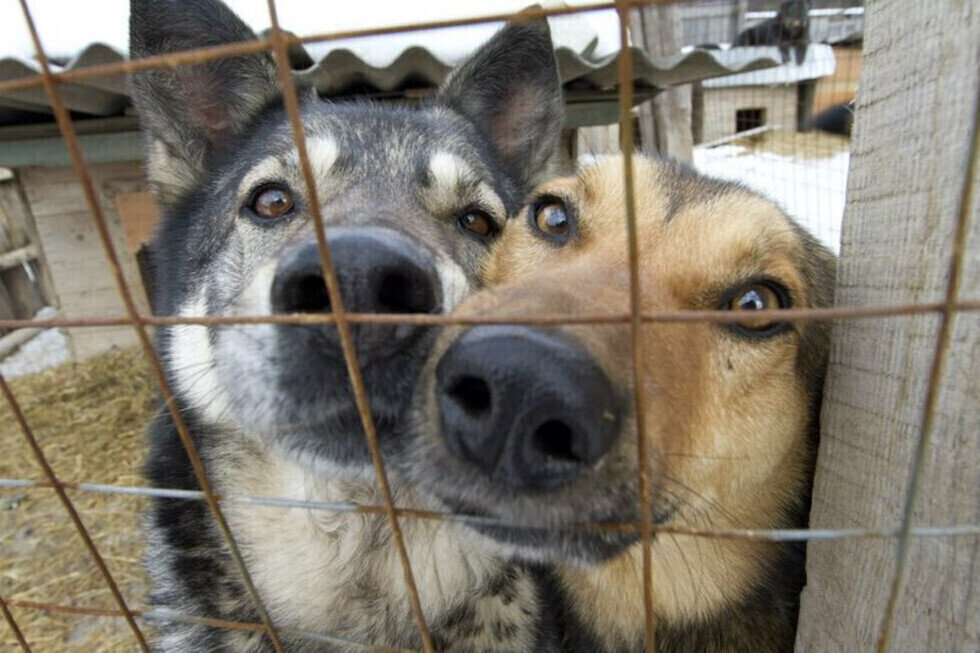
[251,406,406,475]
[440,496,640,565]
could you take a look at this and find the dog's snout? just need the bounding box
[272,229,440,355]
[436,326,621,492]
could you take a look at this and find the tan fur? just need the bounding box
[461,155,822,645]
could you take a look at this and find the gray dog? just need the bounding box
[132,0,563,649]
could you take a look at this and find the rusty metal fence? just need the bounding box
[0,1,977,651]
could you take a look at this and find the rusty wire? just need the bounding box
[0,0,976,649]
[264,0,433,648]
[0,597,407,652]
[614,1,657,649]
[11,0,285,650]
[0,596,31,652]
[874,72,980,653]
[0,374,148,651]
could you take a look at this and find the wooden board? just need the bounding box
[813,46,862,114]
[18,162,151,359]
[0,205,43,324]
[0,177,57,311]
[114,190,160,256]
[795,0,979,650]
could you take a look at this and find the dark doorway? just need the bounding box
[736,107,767,132]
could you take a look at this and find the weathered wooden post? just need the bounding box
[629,4,694,162]
[728,0,748,43]
[795,0,979,650]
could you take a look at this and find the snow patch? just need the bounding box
[0,327,71,379]
[693,143,847,253]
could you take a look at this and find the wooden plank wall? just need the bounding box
[813,45,862,114]
[795,0,979,649]
[700,85,797,142]
[17,162,151,359]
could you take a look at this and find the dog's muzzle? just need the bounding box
[271,228,440,359]
[435,326,622,493]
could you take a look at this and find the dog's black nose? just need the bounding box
[272,229,439,355]
[436,326,621,492]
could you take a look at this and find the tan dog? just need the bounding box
[400,154,836,650]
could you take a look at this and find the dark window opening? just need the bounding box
[736,108,767,132]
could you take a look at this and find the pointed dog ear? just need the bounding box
[129,0,283,204]
[437,18,564,192]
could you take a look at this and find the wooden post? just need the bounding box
[796,79,817,131]
[629,5,694,162]
[0,177,57,311]
[0,219,42,321]
[728,0,748,42]
[795,0,979,650]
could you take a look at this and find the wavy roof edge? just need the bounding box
[0,41,781,123]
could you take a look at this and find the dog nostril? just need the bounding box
[532,419,582,464]
[447,376,492,417]
[377,269,433,314]
[286,274,331,313]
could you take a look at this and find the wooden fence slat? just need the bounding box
[0,244,38,271]
[795,0,979,650]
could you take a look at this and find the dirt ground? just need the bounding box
[1,348,156,651]
[728,128,850,159]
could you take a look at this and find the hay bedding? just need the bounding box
[1,347,157,650]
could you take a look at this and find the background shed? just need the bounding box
[699,43,835,141]
[0,2,781,363]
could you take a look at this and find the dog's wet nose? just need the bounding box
[436,326,621,492]
[272,229,440,355]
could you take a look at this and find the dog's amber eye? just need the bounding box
[731,285,778,312]
[251,185,294,220]
[725,282,789,335]
[534,201,569,236]
[458,210,495,240]
[529,197,575,243]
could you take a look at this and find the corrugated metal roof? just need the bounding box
[0,41,781,125]
[701,43,836,87]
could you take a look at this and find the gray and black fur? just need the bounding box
[734,0,811,63]
[132,0,565,649]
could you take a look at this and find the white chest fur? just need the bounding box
[214,440,539,649]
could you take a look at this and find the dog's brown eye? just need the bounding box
[731,285,778,312]
[535,201,569,236]
[726,283,788,334]
[529,197,575,244]
[458,211,495,240]
[252,185,294,220]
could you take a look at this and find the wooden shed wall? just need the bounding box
[701,85,797,142]
[17,162,153,360]
[813,45,861,114]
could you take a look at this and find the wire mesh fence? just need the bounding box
[0,0,976,651]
